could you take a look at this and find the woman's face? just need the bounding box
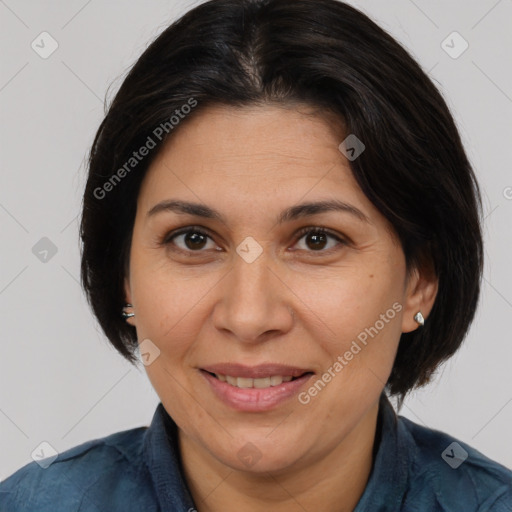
[124,104,433,474]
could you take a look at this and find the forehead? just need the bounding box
[138,104,365,205]
[168,103,344,158]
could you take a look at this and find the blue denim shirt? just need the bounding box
[1,392,511,511]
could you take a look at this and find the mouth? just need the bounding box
[199,364,315,411]
[204,371,310,389]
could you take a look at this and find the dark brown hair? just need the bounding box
[80,0,483,405]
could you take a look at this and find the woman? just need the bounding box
[1,0,510,510]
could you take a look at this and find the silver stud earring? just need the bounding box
[414,311,424,326]
[122,303,135,319]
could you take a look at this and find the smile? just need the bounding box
[212,373,296,388]
[199,364,314,411]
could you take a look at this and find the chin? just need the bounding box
[212,434,307,475]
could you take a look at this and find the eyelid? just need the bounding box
[294,226,348,244]
[161,225,349,254]
[161,225,213,244]
[160,225,219,253]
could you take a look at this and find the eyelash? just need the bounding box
[160,225,347,256]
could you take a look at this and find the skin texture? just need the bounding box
[124,104,438,512]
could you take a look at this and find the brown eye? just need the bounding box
[304,231,328,250]
[294,227,346,253]
[182,231,208,250]
[162,225,346,256]
[163,227,217,252]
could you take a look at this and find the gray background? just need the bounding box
[1,0,511,480]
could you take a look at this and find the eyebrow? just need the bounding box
[147,199,369,225]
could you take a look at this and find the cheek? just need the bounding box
[296,265,404,386]
[128,258,197,354]
[296,263,403,336]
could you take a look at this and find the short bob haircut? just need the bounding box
[80,0,483,405]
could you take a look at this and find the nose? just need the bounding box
[211,250,295,344]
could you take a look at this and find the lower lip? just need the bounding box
[200,370,314,412]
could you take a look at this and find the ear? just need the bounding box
[401,261,438,333]
[123,277,136,327]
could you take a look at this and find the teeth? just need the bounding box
[254,377,271,388]
[225,375,237,386]
[214,373,295,388]
[271,375,285,386]
[237,377,253,388]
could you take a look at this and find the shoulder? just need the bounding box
[0,426,158,512]
[398,414,512,511]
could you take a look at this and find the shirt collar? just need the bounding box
[354,391,411,510]
[144,391,410,511]
[143,403,196,511]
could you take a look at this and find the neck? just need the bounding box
[178,400,380,512]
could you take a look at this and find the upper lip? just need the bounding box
[201,363,313,379]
